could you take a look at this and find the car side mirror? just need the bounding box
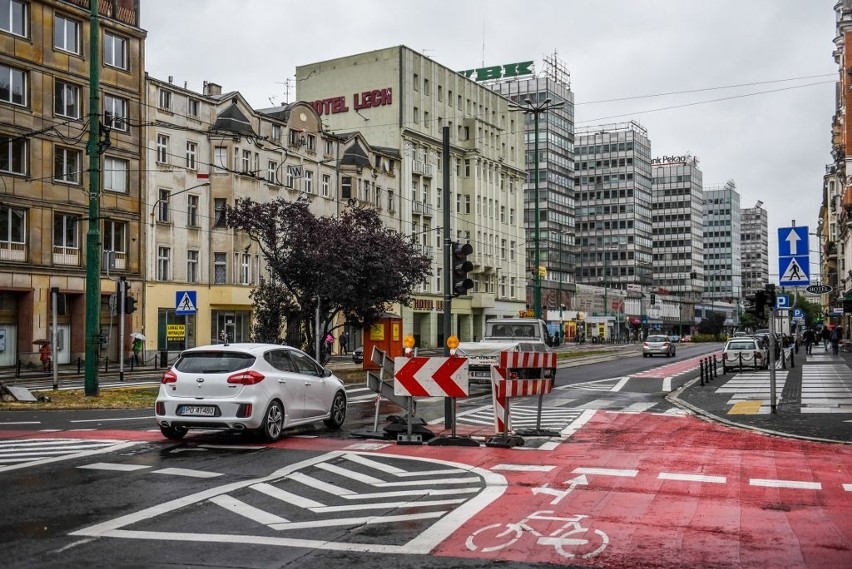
[323,368,333,378]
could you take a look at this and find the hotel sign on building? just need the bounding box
[310,88,393,116]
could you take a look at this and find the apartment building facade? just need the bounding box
[296,46,528,347]
[144,76,402,356]
[0,0,144,366]
[703,181,742,305]
[573,121,654,338]
[740,203,769,294]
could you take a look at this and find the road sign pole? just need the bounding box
[769,310,777,414]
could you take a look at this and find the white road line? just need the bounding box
[315,462,386,485]
[616,402,657,414]
[287,472,357,496]
[78,462,150,472]
[268,511,444,531]
[310,498,467,514]
[843,484,852,491]
[374,477,481,488]
[749,478,822,490]
[209,494,289,525]
[0,421,41,425]
[69,416,153,423]
[559,409,597,439]
[662,376,673,392]
[153,468,223,478]
[251,482,326,508]
[491,464,556,472]
[341,488,480,500]
[658,472,726,484]
[199,444,266,450]
[572,467,639,477]
[610,376,631,392]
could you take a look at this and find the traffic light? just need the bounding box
[125,295,137,314]
[764,283,776,310]
[452,242,474,297]
[745,290,766,316]
[650,293,656,305]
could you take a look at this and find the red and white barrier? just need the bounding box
[490,351,556,434]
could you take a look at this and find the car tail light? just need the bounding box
[227,370,265,385]
[161,370,177,384]
[642,342,649,348]
[754,351,763,359]
[155,402,165,415]
[236,403,253,418]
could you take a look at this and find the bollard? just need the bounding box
[738,352,743,372]
[699,359,705,385]
[15,358,21,378]
[711,356,717,380]
[781,347,787,370]
[790,348,795,368]
[77,357,82,374]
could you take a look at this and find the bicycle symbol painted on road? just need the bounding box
[465,509,609,559]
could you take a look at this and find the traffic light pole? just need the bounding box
[441,127,453,429]
[768,306,777,413]
[119,277,126,382]
[84,1,102,396]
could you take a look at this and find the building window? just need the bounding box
[240,253,251,285]
[271,124,281,141]
[214,146,227,172]
[1,0,27,37]
[53,213,78,252]
[213,198,227,227]
[239,148,250,173]
[0,64,26,106]
[158,188,171,222]
[104,32,127,70]
[187,195,199,227]
[158,89,172,110]
[305,170,314,193]
[54,146,80,184]
[267,160,277,184]
[104,220,125,251]
[306,134,316,152]
[186,250,199,283]
[0,136,26,175]
[54,14,79,54]
[324,139,333,155]
[54,81,80,118]
[0,205,26,248]
[103,94,127,131]
[341,176,352,199]
[188,98,200,118]
[185,141,197,170]
[213,252,227,284]
[321,173,330,197]
[156,134,169,164]
[157,246,171,281]
[103,156,128,193]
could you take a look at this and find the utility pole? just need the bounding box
[84,1,102,396]
[441,126,453,429]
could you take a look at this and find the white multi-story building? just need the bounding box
[296,46,528,347]
[740,203,769,293]
[703,181,742,304]
[144,77,401,356]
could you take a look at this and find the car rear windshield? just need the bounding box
[647,336,668,342]
[175,351,255,374]
[727,341,757,350]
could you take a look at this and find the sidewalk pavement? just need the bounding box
[671,345,852,444]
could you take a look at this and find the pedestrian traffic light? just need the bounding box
[452,242,474,297]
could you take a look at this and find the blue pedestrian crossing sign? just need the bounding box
[777,226,809,286]
[175,290,197,315]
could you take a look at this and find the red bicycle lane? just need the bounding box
[631,352,720,379]
[391,412,852,569]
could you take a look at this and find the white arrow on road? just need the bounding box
[785,229,801,255]
[532,474,589,504]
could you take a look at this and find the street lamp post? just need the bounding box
[508,96,564,320]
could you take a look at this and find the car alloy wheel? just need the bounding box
[259,400,285,442]
[324,392,347,430]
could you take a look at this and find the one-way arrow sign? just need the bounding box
[394,356,469,398]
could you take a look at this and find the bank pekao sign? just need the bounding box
[459,61,534,82]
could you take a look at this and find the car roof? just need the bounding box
[181,343,290,355]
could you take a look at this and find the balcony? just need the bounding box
[412,201,433,217]
[0,241,25,262]
[412,161,433,177]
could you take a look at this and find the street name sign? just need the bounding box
[777,226,810,286]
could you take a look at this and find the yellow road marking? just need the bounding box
[728,401,764,415]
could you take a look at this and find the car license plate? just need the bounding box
[180,405,216,417]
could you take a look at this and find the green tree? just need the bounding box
[228,199,432,358]
[697,311,726,339]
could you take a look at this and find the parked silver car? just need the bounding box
[155,343,347,442]
[643,335,676,357]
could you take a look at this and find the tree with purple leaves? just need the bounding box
[228,199,431,359]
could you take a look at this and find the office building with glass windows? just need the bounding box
[740,204,769,293]
[703,181,743,303]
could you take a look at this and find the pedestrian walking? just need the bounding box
[324,332,334,355]
[132,337,143,365]
[821,326,831,351]
[39,342,52,372]
[803,328,815,355]
[340,332,349,355]
[830,326,842,356]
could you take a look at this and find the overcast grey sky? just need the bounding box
[142,0,835,279]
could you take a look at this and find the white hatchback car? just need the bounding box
[155,343,347,442]
[722,338,769,373]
